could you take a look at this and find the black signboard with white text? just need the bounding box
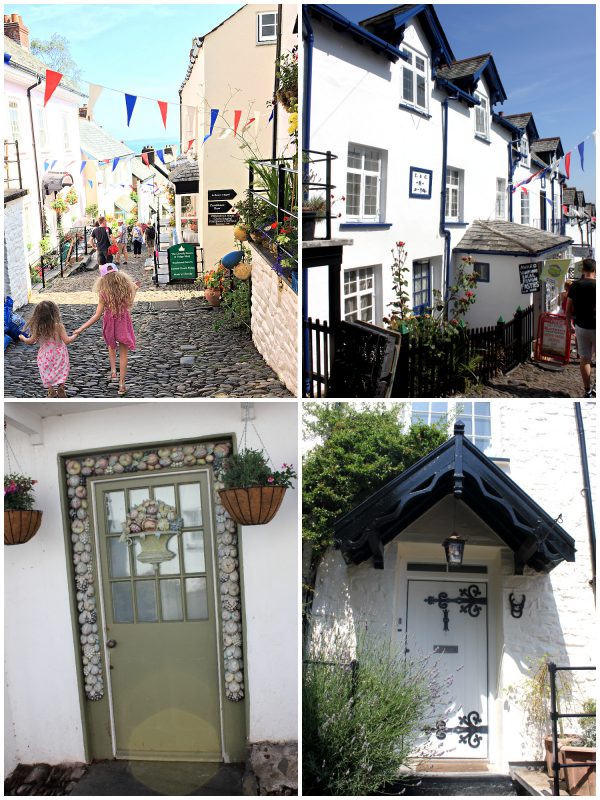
[208,201,233,214]
[208,189,237,200]
[208,213,238,226]
[519,263,540,293]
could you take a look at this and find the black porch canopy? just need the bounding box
[334,422,576,574]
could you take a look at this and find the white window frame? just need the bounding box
[345,144,383,223]
[474,92,489,139]
[62,113,71,151]
[36,106,48,151]
[343,265,377,324]
[495,178,506,220]
[400,46,429,113]
[445,166,463,222]
[411,401,493,454]
[519,134,529,167]
[257,11,277,44]
[520,189,530,226]
[8,98,21,144]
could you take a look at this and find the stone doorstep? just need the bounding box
[510,766,569,796]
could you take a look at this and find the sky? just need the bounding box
[332,3,596,201]
[10,3,244,147]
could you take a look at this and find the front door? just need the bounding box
[92,471,222,761]
[406,579,488,759]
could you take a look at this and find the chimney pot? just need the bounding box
[4,13,29,50]
[11,12,19,22]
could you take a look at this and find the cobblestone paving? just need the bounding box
[4,762,88,795]
[462,358,596,398]
[6,257,292,398]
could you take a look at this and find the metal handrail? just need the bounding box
[549,662,596,796]
[302,148,338,240]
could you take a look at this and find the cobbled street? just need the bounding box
[463,358,595,398]
[5,256,292,398]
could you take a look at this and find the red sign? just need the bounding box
[534,313,571,365]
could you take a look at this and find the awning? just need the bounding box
[115,194,136,213]
[334,422,576,574]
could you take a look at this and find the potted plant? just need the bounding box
[275,47,298,112]
[559,699,596,796]
[4,473,43,545]
[202,265,229,307]
[218,449,296,525]
[302,195,326,241]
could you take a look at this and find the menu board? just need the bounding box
[519,263,540,293]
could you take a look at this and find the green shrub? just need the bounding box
[577,699,596,747]
[85,203,98,219]
[303,625,443,796]
[214,278,251,331]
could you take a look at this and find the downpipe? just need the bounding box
[440,97,452,308]
[302,6,315,394]
[26,75,45,236]
[574,402,596,600]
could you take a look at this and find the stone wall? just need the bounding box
[4,192,30,309]
[243,742,298,795]
[249,244,297,396]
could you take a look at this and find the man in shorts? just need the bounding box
[566,258,596,397]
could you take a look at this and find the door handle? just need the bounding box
[106,639,117,648]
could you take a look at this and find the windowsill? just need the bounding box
[340,222,393,230]
[399,102,431,119]
[256,39,276,45]
[475,133,491,144]
[444,221,469,227]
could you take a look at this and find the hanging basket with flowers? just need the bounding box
[65,188,78,206]
[50,196,69,215]
[4,473,43,545]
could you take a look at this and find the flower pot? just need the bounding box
[302,210,317,241]
[4,510,43,545]
[233,225,248,242]
[204,288,221,307]
[545,735,577,777]
[218,486,286,525]
[560,745,596,796]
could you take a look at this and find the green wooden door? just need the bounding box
[93,471,222,761]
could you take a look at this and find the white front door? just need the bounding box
[406,579,488,759]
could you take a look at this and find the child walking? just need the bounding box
[18,301,79,397]
[74,267,140,396]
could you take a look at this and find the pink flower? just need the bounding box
[466,291,474,298]
[267,476,274,484]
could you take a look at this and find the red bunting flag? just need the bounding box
[562,204,569,215]
[186,138,195,152]
[141,152,149,167]
[158,100,168,130]
[244,117,255,130]
[233,110,242,136]
[44,69,63,106]
[564,152,571,179]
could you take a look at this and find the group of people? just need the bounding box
[89,216,156,265]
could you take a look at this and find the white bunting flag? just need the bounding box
[218,128,234,140]
[87,83,103,117]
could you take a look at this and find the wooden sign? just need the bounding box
[519,263,540,293]
[168,243,197,281]
[208,189,237,200]
[534,313,571,365]
[208,214,238,226]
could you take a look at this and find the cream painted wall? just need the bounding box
[4,401,299,773]
[180,4,296,268]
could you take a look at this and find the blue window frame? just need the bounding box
[413,260,431,315]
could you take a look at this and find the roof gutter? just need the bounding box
[574,402,596,600]
[26,75,45,236]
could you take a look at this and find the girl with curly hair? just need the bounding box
[74,267,140,396]
[18,301,79,396]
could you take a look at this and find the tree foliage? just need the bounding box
[30,34,82,84]
[302,403,450,558]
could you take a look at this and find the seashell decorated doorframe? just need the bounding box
[63,439,245,703]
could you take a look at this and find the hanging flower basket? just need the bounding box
[219,486,286,526]
[4,509,43,545]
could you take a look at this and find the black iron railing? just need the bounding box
[248,156,298,293]
[4,140,22,191]
[549,662,596,797]
[31,226,90,289]
[302,148,338,241]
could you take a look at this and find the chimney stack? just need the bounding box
[4,13,29,51]
[79,105,91,120]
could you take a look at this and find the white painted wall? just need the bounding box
[4,401,298,774]
[312,400,596,768]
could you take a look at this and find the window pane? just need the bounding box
[416,75,426,108]
[105,492,126,534]
[346,173,361,215]
[461,402,473,414]
[160,579,183,621]
[186,577,209,620]
[179,483,202,527]
[344,297,358,320]
[475,418,492,437]
[129,487,150,507]
[112,583,134,623]
[364,151,379,172]
[262,23,275,37]
[416,56,425,72]
[413,402,429,412]
[474,402,490,415]
[359,272,373,291]
[159,535,180,575]
[461,418,473,435]
[182,529,206,573]
[412,412,428,423]
[136,581,158,622]
[432,402,447,412]
[363,175,378,215]
[109,538,130,578]
[347,149,362,169]
[262,12,276,24]
[403,67,414,102]
[344,270,357,293]
[154,485,176,507]
[133,541,155,577]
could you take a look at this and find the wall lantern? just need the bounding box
[443,535,467,566]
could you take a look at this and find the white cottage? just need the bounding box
[303,4,582,331]
[310,400,596,779]
[4,401,298,793]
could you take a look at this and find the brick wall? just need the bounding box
[249,244,297,395]
[4,194,30,309]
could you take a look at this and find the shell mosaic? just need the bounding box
[63,440,245,702]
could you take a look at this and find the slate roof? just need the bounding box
[576,191,586,206]
[168,156,199,182]
[531,137,560,153]
[4,35,84,96]
[504,112,532,130]
[131,157,154,181]
[562,188,577,206]
[78,119,134,161]
[454,220,572,256]
[437,53,490,81]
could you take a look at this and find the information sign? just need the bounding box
[519,263,540,294]
[208,214,238,226]
[540,258,570,283]
[208,189,237,200]
[208,201,233,214]
[534,313,571,365]
[168,243,197,281]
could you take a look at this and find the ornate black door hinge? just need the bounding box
[424,584,486,631]
[435,710,488,749]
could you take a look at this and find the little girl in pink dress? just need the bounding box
[19,301,79,396]
[74,266,140,395]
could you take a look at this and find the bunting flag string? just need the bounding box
[88,83,103,117]
[268,108,274,123]
[157,100,168,130]
[112,157,120,172]
[202,109,219,144]
[44,69,63,106]
[564,152,571,180]
[577,141,585,171]
[186,138,195,152]
[125,93,137,127]
[233,109,242,137]
[155,149,165,164]
[80,161,87,173]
